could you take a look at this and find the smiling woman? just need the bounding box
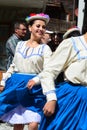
[0,13,52,130]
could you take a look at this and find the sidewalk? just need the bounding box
[0,123,28,130]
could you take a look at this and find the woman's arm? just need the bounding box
[0,63,18,91]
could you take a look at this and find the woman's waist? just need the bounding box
[15,72,37,76]
[11,72,37,79]
[64,73,87,86]
[64,78,87,87]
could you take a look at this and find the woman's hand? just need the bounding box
[0,85,4,92]
[43,100,56,116]
[27,80,36,89]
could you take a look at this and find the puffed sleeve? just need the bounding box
[0,63,18,86]
[39,38,74,101]
[0,43,20,86]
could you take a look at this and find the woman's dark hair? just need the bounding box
[67,31,81,38]
[28,20,35,26]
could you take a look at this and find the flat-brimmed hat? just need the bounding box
[63,27,80,39]
[25,13,50,25]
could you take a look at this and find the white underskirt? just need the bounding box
[1,105,41,124]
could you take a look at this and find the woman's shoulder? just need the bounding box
[17,40,27,47]
[16,41,27,51]
[41,43,52,50]
[40,43,51,48]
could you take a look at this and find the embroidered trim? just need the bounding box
[44,90,56,95]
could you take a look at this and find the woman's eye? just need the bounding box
[36,25,46,29]
[36,25,40,28]
[42,26,46,29]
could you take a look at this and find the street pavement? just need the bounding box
[0,123,28,130]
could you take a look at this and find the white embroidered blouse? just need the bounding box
[1,41,52,88]
[38,35,87,101]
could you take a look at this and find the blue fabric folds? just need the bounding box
[39,82,87,130]
[0,73,46,117]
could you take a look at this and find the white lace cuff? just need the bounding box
[32,76,40,84]
[46,92,57,102]
[0,80,5,86]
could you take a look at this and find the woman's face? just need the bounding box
[29,20,46,40]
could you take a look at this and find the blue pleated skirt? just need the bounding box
[39,82,87,130]
[0,73,46,124]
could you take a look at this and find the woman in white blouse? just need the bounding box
[28,29,87,130]
[0,13,52,130]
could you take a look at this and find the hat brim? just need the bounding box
[46,30,53,34]
[63,28,80,39]
[27,15,49,25]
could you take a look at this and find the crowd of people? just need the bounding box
[1,11,87,130]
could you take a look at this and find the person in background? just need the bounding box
[42,30,63,52]
[53,32,63,46]
[28,26,87,130]
[6,21,27,69]
[41,30,53,44]
[49,32,63,52]
[41,30,58,52]
[0,13,52,130]
[63,26,81,39]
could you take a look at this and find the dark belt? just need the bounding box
[67,81,81,86]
